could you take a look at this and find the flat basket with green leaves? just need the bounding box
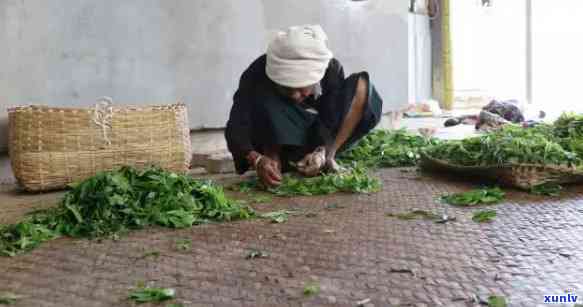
[420,152,583,190]
[419,120,583,190]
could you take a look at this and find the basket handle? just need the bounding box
[92,96,113,146]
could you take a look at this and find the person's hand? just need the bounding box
[256,155,282,187]
[324,157,347,173]
[296,146,326,177]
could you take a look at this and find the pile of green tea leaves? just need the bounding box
[424,113,583,168]
[0,167,253,256]
[338,129,438,168]
[231,129,438,197]
[233,167,380,197]
[440,187,505,206]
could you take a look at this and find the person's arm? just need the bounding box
[225,55,269,174]
[226,107,282,185]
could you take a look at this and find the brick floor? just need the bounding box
[1,168,583,306]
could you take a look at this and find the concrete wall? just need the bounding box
[0,0,410,151]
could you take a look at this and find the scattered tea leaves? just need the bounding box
[386,210,440,221]
[0,218,59,257]
[472,210,497,223]
[530,183,562,196]
[246,249,269,259]
[129,286,175,303]
[175,239,192,252]
[440,187,505,206]
[303,282,320,296]
[488,295,507,307]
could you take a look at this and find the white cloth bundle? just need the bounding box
[266,25,333,88]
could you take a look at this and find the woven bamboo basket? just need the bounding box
[8,101,192,191]
[420,152,583,190]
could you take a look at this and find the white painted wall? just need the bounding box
[0,0,411,151]
[451,0,526,102]
[532,0,583,119]
[408,14,432,103]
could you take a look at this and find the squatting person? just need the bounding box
[225,25,383,187]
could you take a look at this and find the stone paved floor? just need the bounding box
[1,168,583,307]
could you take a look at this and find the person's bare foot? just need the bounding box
[297,146,326,177]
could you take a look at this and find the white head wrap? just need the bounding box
[266,25,333,88]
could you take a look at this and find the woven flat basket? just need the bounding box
[420,152,583,190]
[8,103,192,191]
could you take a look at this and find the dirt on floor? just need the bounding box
[1,168,583,307]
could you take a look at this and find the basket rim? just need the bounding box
[7,103,186,113]
[420,151,579,173]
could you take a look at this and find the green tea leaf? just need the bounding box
[175,239,192,252]
[0,292,23,305]
[260,210,296,223]
[129,287,175,303]
[472,210,497,223]
[303,282,320,296]
[488,295,507,307]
